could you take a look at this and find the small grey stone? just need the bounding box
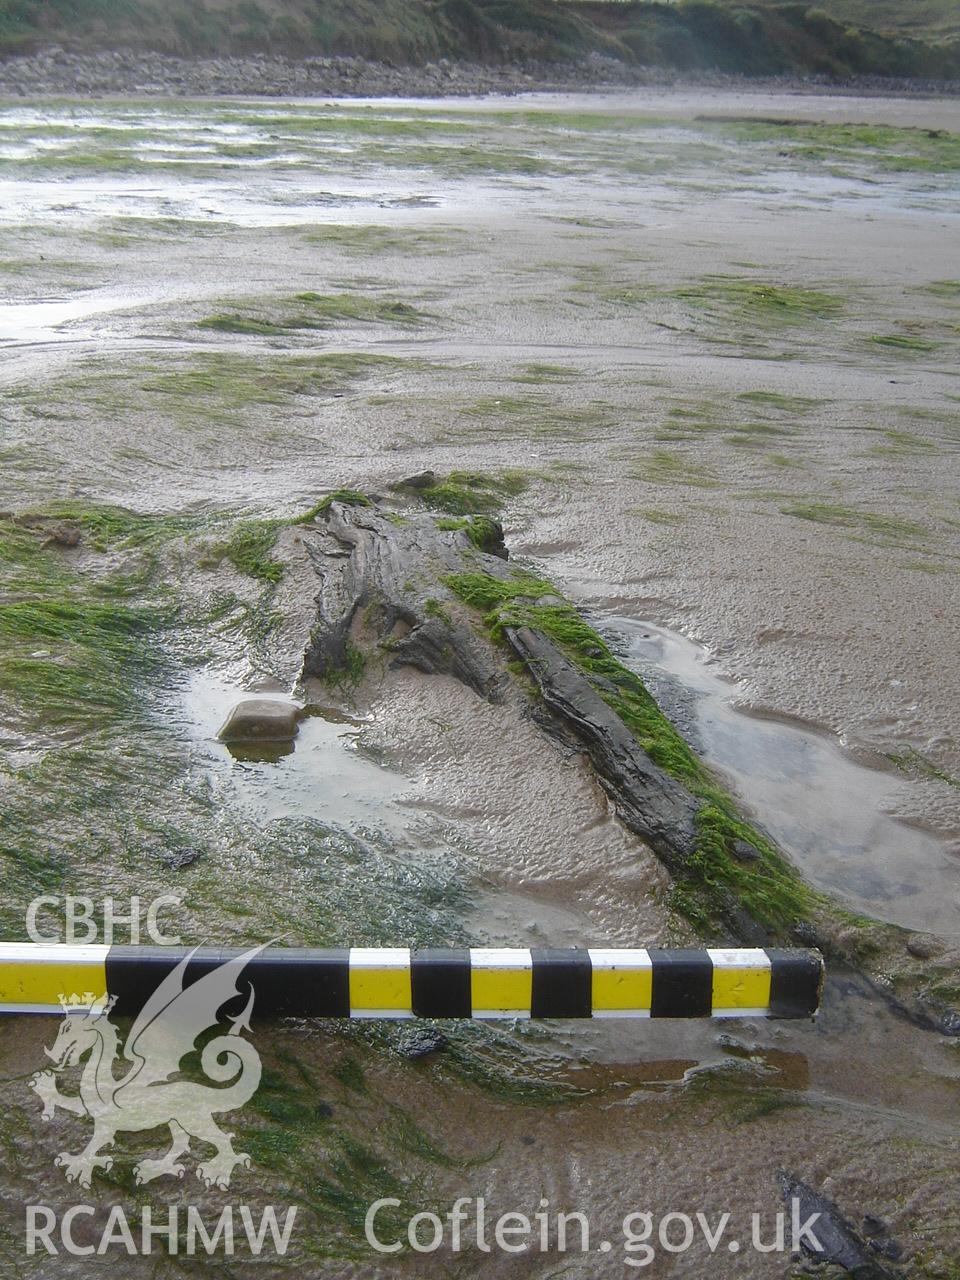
[791,921,821,947]
[906,933,942,960]
[218,699,301,743]
[42,522,81,548]
[871,1237,904,1262]
[731,839,761,863]
[714,1032,745,1051]
[394,470,435,491]
[394,1026,448,1059]
[160,847,202,870]
[862,1215,888,1237]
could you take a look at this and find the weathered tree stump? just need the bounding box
[300,499,509,701]
[298,498,703,887]
[292,495,960,1029]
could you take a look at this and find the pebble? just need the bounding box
[1,50,951,99]
[731,838,761,862]
[393,1025,448,1059]
[906,933,942,959]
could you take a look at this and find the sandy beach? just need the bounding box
[0,83,958,1275]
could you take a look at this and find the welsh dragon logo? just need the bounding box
[29,945,265,1191]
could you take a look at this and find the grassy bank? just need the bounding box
[689,0,960,40]
[0,0,958,81]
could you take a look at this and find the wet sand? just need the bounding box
[1,86,959,1275]
[4,88,956,841]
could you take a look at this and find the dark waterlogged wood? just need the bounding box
[300,498,702,876]
[300,499,509,701]
[294,499,960,1022]
[504,625,701,866]
[778,1173,902,1277]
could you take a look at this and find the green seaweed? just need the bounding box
[669,277,843,322]
[302,224,464,255]
[219,520,285,583]
[628,449,719,489]
[451,394,613,442]
[8,351,416,444]
[304,489,373,519]
[867,429,939,457]
[512,362,578,383]
[915,280,960,299]
[885,746,960,791]
[871,333,940,352]
[423,597,453,626]
[0,513,172,732]
[684,1064,805,1126]
[720,119,960,176]
[197,314,289,336]
[320,640,366,691]
[233,1050,462,1262]
[0,598,165,729]
[418,470,527,515]
[630,507,685,526]
[198,292,427,335]
[736,390,825,412]
[33,504,199,551]
[435,514,504,553]
[781,502,924,537]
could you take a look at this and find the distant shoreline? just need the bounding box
[1,48,958,102]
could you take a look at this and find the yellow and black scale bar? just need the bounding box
[0,945,823,1019]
